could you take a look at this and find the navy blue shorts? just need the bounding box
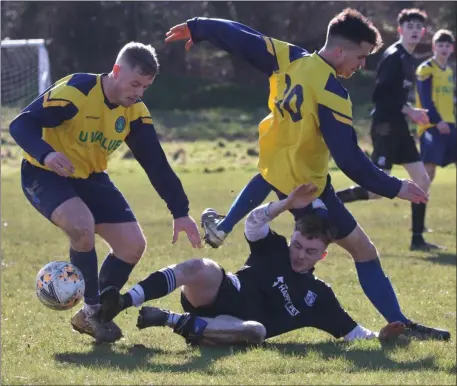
[274,175,357,240]
[21,159,136,224]
[420,125,456,167]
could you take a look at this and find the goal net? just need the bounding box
[1,39,52,109]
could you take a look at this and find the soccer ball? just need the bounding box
[35,261,85,311]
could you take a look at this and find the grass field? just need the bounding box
[1,143,456,385]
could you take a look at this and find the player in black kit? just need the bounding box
[336,9,442,251]
[99,183,450,345]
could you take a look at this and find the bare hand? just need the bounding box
[44,152,75,177]
[285,183,318,210]
[408,108,430,125]
[165,23,194,51]
[436,121,451,134]
[172,215,202,248]
[396,179,428,204]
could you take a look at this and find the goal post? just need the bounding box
[1,39,52,108]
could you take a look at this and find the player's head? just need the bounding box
[397,9,427,46]
[111,42,159,107]
[325,8,383,79]
[289,211,337,273]
[432,29,455,63]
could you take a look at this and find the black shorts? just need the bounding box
[370,119,421,170]
[420,125,457,167]
[181,268,357,340]
[21,159,137,224]
[180,268,255,321]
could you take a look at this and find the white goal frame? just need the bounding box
[1,38,51,97]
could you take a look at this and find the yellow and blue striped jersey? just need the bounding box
[188,18,401,198]
[15,73,152,178]
[416,59,455,136]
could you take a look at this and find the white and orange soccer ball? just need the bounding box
[35,261,85,311]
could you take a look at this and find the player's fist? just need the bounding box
[172,215,202,248]
[43,152,75,177]
[437,121,451,134]
[408,108,430,125]
[396,179,428,204]
[285,183,318,210]
[165,23,194,51]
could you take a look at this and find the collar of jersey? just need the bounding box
[431,58,448,71]
[313,52,337,75]
[99,73,121,110]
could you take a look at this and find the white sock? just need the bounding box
[344,324,378,341]
[128,284,145,307]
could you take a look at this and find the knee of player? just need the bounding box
[180,258,216,281]
[67,223,95,251]
[244,321,267,343]
[117,234,147,263]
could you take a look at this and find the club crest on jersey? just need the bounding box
[115,116,126,133]
[304,290,317,307]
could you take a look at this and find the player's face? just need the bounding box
[113,64,155,107]
[289,231,327,273]
[338,42,373,79]
[434,41,454,62]
[399,20,425,46]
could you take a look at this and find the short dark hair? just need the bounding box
[116,42,159,76]
[295,212,337,246]
[397,8,428,26]
[433,29,455,44]
[327,8,383,53]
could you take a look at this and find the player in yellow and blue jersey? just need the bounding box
[9,42,202,344]
[416,29,456,184]
[336,9,444,251]
[165,9,449,340]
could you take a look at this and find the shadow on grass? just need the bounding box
[54,337,447,374]
[422,252,456,266]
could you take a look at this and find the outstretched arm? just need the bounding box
[244,183,317,241]
[166,17,279,75]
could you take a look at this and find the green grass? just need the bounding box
[1,143,456,385]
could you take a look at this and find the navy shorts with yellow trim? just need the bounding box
[274,175,357,240]
[420,125,456,167]
[21,159,136,224]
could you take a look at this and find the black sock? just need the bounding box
[69,248,99,305]
[121,293,133,309]
[139,268,177,302]
[99,253,135,292]
[411,203,426,244]
[336,186,369,203]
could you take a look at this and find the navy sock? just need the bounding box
[99,253,135,292]
[411,203,426,244]
[355,259,409,324]
[218,173,273,234]
[139,267,177,302]
[70,248,99,305]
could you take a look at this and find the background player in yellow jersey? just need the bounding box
[165,8,449,340]
[416,30,456,191]
[9,42,202,344]
[336,9,442,251]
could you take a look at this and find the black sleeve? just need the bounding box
[306,277,357,339]
[245,230,288,255]
[125,120,189,219]
[372,53,406,112]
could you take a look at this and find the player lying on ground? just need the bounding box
[9,42,201,344]
[164,10,450,340]
[336,9,442,251]
[415,30,456,196]
[99,184,450,344]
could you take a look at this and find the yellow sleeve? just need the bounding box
[316,74,353,124]
[130,100,153,126]
[42,75,86,110]
[416,62,433,81]
[264,37,307,74]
